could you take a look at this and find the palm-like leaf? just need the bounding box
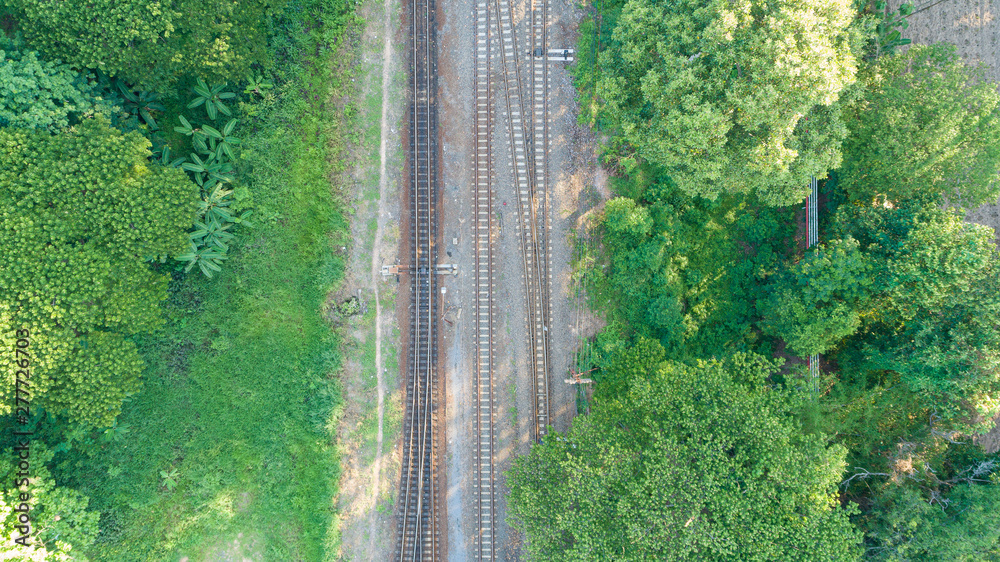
[116,79,163,129]
[174,115,195,136]
[154,146,186,168]
[188,78,234,121]
[202,124,223,139]
[244,73,274,95]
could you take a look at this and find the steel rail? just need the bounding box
[493,0,550,443]
[396,0,440,554]
[528,0,551,441]
[472,0,496,557]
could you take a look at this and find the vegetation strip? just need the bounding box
[1,0,357,559]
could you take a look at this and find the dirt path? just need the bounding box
[334,0,406,557]
[366,0,398,549]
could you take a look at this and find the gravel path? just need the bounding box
[436,0,604,557]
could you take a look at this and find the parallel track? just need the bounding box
[473,0,496,558]
[806,176,819,393]
[493,0,550,443]
[396,0,440,554]
[528,0,551,441]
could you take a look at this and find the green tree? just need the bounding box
[862,478,1000,561]
[840,43,1000,207]
[760,236,873,356]
[2,0,281,90]
[508,340,863,561]
[597,0,860,205]
[0,118,198,426]
[831,203,1000,431]
[0,38,115,131]
[0,443,99,561]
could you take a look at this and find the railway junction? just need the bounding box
[390,0,581,556]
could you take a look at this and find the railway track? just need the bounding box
[806,176,819,393]
[472,0,496,558]
[395,0,440,554]
[528,0,551,441]
[493,0,551,443]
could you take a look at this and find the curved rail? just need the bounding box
[528,0,551,441]
[396,0,440,555]
[492,0,550,442]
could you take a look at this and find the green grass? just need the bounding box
[46,1,361,560]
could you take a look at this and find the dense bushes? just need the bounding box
[2,0,282,90]
[0,118,198,426]
[522,0,1000,559]
[1,0,356,557]
[594,167,793,361]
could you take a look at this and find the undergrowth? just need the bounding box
[42,0,361,559]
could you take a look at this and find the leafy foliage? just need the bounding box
[2,0,282,90]
[0,38,115,131]
[187,78,236,121]
[760,236,873,356]
[565,1,1000,559]
[860,471,1000,560]
[596,0,861,205]
[243,72,274,96]
[867,1,912,59]
[594,169,792,359]
[0,443,99,560]
[31,0,356,557]
[828,203,1000,431]
[508,340,863,560]
[841,43,1000,207]
[115,79,165,131]
[0,118,198,426]
[171,110,252,278]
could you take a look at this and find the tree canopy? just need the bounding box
[840,43,1000,207]
[0,118,199,426]
[760,236,873,356]
[507,340,863,561]
[2,0,282,90]
[861,478,1000,561]
[597,0,860,206]
[830,203,1000,430]
[0,38,115,131]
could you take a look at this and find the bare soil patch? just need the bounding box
[333,0,407,557]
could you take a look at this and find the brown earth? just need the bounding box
[333,0,407,557]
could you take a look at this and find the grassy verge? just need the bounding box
[331,3,407,550]
[47,1,360,560]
